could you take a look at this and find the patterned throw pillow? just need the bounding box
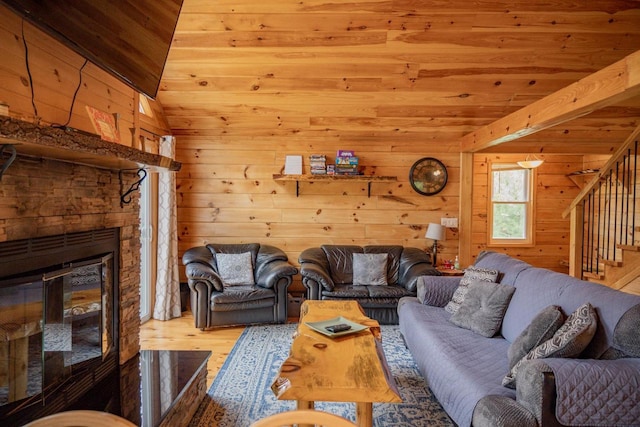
[216,252,255,286]
[352,253,388,286]
[507,305,565,370]
[502,302,598,388]
[444,267,499,314]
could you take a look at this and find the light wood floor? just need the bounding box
[139,311,245,388]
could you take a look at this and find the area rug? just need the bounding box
[189,323,454,426]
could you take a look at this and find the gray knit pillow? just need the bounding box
[444,267,499,314]
[503,302,597,388]
[507,305,565,370]
[612,303,640,357]
[449,281,515,337]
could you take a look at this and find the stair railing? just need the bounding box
[563,124,640,278]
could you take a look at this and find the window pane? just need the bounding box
[492,203,526,239]
[492,169,528,202]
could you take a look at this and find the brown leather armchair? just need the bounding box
[182,243,298,329]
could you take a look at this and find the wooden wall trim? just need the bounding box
[460,50,640,153]
[459,152,473,267]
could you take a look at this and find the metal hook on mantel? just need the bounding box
[119,168,147,207]
[0,144,17,181]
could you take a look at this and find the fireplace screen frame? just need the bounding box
[0,228,119,417]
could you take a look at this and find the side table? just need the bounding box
[437,267,465,276]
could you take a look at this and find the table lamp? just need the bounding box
[425,223,445,266]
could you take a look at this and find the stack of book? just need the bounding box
[335,150,359,175]
[309,154,327,175]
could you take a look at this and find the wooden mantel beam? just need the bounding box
[460,50,640,153]
[0,116,181,171]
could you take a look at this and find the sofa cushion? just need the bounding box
[503,302,598,388]
[321,284,370,299]
[210,285,274,311]
[445,267,499,314]
[507,305,565,370]
[321,245,363,284]
[612,303,640,357]
[474,251,531,286]
[398,299,515,427]
[352,253,388,286]
[501,266,640,357]
[449,281,515,337]
[216,252,255,285]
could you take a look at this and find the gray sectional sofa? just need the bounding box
[398,251,640,427]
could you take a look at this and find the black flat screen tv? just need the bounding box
[1,0,183,99]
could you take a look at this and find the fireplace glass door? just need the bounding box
[0,253,113,408]
[0,278,43,406]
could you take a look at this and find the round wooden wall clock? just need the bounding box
[409,157,448,196]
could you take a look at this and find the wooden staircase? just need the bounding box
[563,126,640,295]
[584,244,640,295]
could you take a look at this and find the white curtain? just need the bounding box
[153,135,182,320]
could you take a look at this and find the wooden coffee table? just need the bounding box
[271,300,401,427]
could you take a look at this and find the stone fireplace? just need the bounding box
[0,154,143,423]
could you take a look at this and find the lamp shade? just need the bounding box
[517,154,544,169]
[425,223,445,241]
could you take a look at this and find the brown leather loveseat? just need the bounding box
[299,245,440,324]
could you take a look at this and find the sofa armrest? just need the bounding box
[397,247,438,291]
[255,259,298,289]
[416,275,462,306]
[400,262,441,292]
[539,358,640,426]
[473,395,537,427]
[514,360,568,427]
[272,275,293,322]
[185,262,224,292]
[300,262,334,297]
[517,358,640,427]
[187,278,216,330]
[182,246,215,267]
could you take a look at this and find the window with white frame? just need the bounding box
[488,162,535,246]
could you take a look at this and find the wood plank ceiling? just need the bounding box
[159,0,640,154]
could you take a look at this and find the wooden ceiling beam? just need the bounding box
[460,50,640,153]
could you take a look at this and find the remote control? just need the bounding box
[325,323,352,333]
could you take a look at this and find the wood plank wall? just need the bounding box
[164,0,640,287]
[0,9,136,142]
[176,138,461,285]
[471,154,584,271]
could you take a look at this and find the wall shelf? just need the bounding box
[0,116,181,172]
[566,168,599,188]
[273,173,397,197]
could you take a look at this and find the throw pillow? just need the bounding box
[444,267,499,314]
[449,281,515,337]
[612,303,640,357]
[507,305,565,370]
[216,252,255,285]
[352,253,388,286]
[502,302,598,388]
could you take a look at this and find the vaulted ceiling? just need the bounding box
[158,0,640,155]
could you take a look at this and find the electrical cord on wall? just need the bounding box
[21,18,89,130]
[52,58,89,129]
[21,19,38,119]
